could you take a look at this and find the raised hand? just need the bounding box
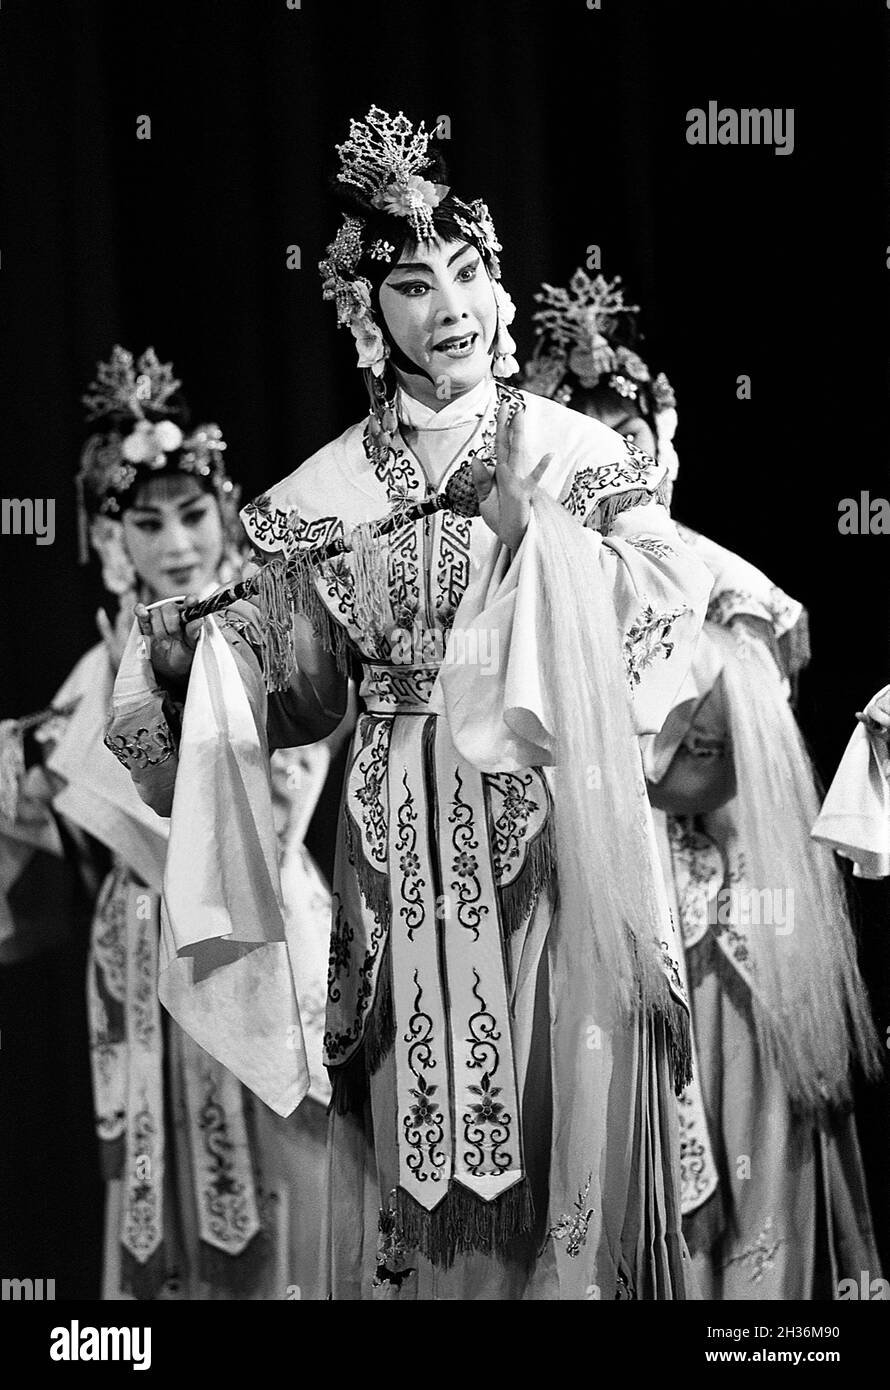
[857,684,890,740]
[470,399,552,553]
[135,597,203,687]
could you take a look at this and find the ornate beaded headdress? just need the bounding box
[523,268,679,478]
[524,269,675,409]
[76,345,238,574]
[319,106,518,456]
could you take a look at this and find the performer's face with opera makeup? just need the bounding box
[378,237,498,407]
[121,475,224,601]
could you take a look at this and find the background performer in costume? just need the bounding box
[523,267,881,1298]
[1,347,337,1300]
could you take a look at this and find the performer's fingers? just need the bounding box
[506,405,528,473]
[494,399,510,465]
[95,607,115,647]
[134,603,152,636]
[529,453,553,488]
[181,598,202,650]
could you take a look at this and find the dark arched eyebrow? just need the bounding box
[127,490,209,517]
[387,242,474,277]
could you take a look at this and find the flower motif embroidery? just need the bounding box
[466,1072,505,1125]
[453,850,478,879]
[548,1173,595,1258]
[624,604,685,687]
[723,1216,784,1285]
[399,849,421,876]
[407,1074,441,1128]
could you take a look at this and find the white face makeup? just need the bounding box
[378,236,498,409]
[121,477,224,602]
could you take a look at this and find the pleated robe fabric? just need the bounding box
[235,378,714,1299]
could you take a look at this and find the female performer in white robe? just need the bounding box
[114,110,717,1301]
[523,266,880,1298]
[1,348,335,1299]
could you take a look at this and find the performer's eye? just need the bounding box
[131,518,161,533]
[455,258,480,282]
[182,505,209,527]
[390,280,429,297]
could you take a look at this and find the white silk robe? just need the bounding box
[206,376,713,1299]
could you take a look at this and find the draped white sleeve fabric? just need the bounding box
[155,616,309,1117]
[812,723,890,879]
[432,495,712,767]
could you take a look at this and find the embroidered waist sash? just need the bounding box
[360,662,442,715]
[339,661,539,1251]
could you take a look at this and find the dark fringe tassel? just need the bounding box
[663,993,693,1096]
[121,1243,169,1301]
[499,820,557,939]
[364,942,395,1074]
[329,1050,369,1117]
[590,478,671,537]
[286,551,351,676]
[255,556,298,693]
[328,948,395,1113]
[394,1178,535,1270]
[197,1230,270,1296]
[343,808,392,932]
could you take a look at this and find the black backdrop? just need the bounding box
[1,0,888,1297]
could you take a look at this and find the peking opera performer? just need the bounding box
[107,108,717,1300]
[522,266,881,1299]
[0,349,338,1300]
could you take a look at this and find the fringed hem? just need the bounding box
[499,819,556,939]
[120,1243,169,1301]
[343,807,392,932]
[288,556,352,677]
[365,944,395,1074]
[329,1052,368,1117]
[590,478,671,536]
[705,933,856,1117]
[665,995,693,1096]
[394,1179,535,1269]
[328,944,396,1114]
[254,557,300,693]
[252,553,352,691]
[197,1230,270,1297]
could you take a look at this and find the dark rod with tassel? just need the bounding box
[180,459,481,625]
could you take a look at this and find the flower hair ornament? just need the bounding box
[76,346,241,581]
[319,106,519,461]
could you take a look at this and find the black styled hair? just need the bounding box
[82,392,221,519]
[564,313,661,427]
